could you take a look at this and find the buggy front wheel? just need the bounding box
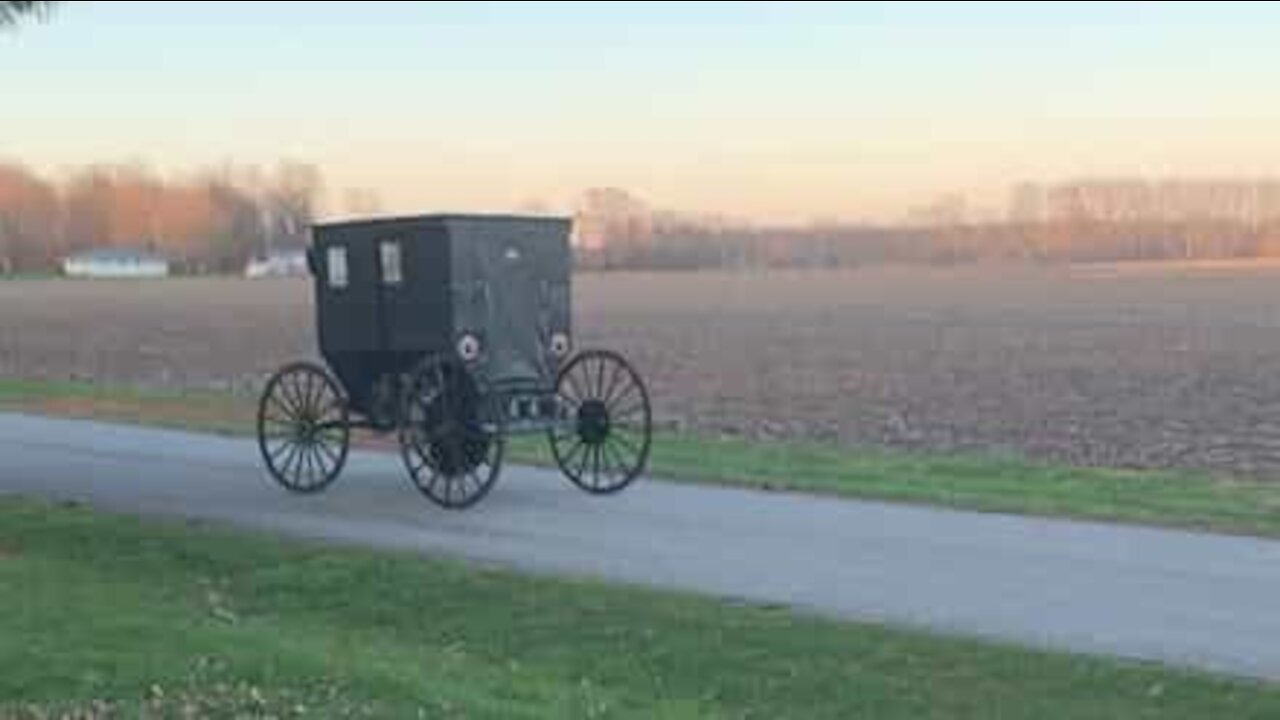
[399,356,506,510]
[549,349,652,495]
[257,362,351,494]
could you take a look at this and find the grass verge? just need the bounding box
[2,378,1280,539]
[1,497,1277,718]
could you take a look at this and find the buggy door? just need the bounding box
[315,237,380,355]
[374,236,403,354]
[481,233,550,389]
[376,230,449,357]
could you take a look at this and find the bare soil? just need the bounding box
[5,264,1280,477]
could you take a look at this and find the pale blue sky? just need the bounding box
[5,1,1280,221]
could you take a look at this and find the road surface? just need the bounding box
[1,413,1278,680]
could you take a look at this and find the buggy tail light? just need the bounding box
[549,332,572,359]
[457,334,483,362]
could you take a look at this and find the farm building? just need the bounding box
[61,249,170,279]
[244,249,309,279]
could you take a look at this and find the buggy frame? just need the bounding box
[255,214,652,510]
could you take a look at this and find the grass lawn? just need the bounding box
[1,497,1277,718]
[2,378,1280,540]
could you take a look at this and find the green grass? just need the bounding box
[1,497,1277,718]
[0,272,60,281]
[4,378,1280,539]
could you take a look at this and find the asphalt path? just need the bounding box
[1,413,1278,681]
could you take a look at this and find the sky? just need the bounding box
[6,1,1280,223]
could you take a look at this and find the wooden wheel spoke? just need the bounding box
[406,445,428,477]
[610,430,644,459]
[423,469,443,497]
[284,375,307,417]
[567,362,588,401]
[316,397,345,421]
[306,371,325,415]
[606,381,636,413]
[609,398,647,421]
[601,440,631,483]
[550,423,578,445]
[558,438,587,474]
[302,444,320,486]
[279,442,305,481]
[574,441,594,480]
[555,395,582,423]
[589,444,604,489]
[557,437,581,472]
[297,372,313,415]
[263,425,298,441]
[267,394,299,422]
[267,437,296,462]
[591,357,606,398]
[611,415,651,438]
[606,384,641,414]
[314,439,340,468]
[278,385,305,419]
[463,468,488,502]
[602,362,627,407]
[564,368,588,404]
[313,424,346,439]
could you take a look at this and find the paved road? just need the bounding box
[1,413,1278,680]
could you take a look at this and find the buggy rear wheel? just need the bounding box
[549,349,652,495]
[399,356,506,510]
[257,361,350,494]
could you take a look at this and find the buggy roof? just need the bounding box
[313,213,571,234]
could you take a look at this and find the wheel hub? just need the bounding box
[296,416,323,442]
[577,400,612,445]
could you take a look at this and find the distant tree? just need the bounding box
[0,163,58,271]
[575,188,652,268]
[264,161,324,251]
[0,1,55,26]
[62,167,115,254]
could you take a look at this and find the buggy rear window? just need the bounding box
[327,246,349,289]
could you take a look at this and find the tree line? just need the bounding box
[574,183,1280,271]
[0,161,328,274]
[8,167,1280,276]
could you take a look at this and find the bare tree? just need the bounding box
[575,188,652,269]
[0,1,55,26]
[265,161,324,251]
[0,163,58,271]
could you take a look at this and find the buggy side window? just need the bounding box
[379,240,403,287]
[327,246,349,289]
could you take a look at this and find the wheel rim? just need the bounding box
[400,359,505,510]
[257,363,350,493]
[550,350,652,495]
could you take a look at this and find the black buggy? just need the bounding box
[255,214,652,510]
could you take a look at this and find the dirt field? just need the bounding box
[5,264,1280,477]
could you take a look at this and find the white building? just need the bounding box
[245,249,309,279]
[62,249,170,280]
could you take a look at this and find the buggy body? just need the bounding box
[256,213,652,509]
[310,214,573,430]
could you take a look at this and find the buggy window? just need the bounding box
[327,246,349,289]
[380,240,403,286]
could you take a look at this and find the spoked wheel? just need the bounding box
[550,349,652,495]
[399,356,506,510]
[257,362,350,494]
